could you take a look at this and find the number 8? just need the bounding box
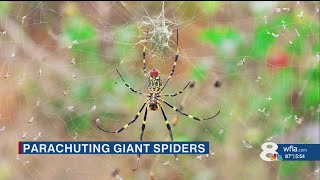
[260,142,278,161]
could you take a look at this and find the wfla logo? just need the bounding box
[260,142,283,161]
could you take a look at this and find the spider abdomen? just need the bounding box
[148,102,159,111]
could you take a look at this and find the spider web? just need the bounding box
[0,1,319,180]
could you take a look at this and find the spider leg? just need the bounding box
[160,99,220,121]
[143,45,149,89]
[162,81,190,97]
[116,69,147,95]
[143,45,147,78]
[133,106,148,171]
[96,101,148,133]
[159,105,183,174]
[161,27,179,91]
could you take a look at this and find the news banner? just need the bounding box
[19,141,319,161]
[19,142,209,154]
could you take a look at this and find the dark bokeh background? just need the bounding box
[0,1,319,180]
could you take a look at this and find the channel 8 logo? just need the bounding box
[260,142,282,161]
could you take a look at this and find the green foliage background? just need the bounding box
[0,1,319,180]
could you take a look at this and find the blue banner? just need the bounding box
[260,142,320,161]
[277,144,320,161]
[19,141,209,154]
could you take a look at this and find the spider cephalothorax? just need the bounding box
[148,69,162,93]
[97,28,220,173]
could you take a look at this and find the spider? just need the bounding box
[96,28,220,172]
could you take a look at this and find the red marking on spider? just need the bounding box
[150,70,159,77]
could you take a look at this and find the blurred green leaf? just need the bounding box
[313,42,319,54]
[260,69,298,134]
[62,15,105,72]
[198,2,220,15]
[209,126,226,143]
[301,83,319,111]
[66,114,91,134]
[72,82,91,101]
[191,64,208,82]
[310,21,320,35]
[200,26,241,61]
[0,1,11,15]
[305,67,320,82]
[279,161,307,180]
[175,133,193,141]
[63,16,95,40]
[200,26,240,46]
[123,93,138,109]
[253,15,293,59]
[286,37,304,56]
[112,24,138,60]
[286,16,319,56]
[309,19,320,54]
[102,79,116,92]
[301,67,320,112]
[270,68,295,104]
[251,28,274,59]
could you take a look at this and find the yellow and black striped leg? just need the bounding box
[161,99,220,121]
[142,46,149,89]
[163,81,191,97]
[161,28,179,91]
[160,105,182,174]
[142,46,147,78]
[116,69,147,95]
[133,107,148,171]
[96,102,147,133]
